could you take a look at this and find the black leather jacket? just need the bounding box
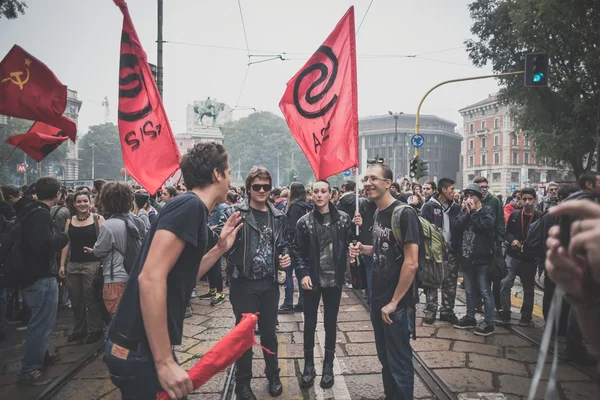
[292,203,351,288]
[218,199,289,282]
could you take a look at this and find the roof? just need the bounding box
[459,94,499,113]
[359,113,457,127]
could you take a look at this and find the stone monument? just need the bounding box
[177,97,233,154]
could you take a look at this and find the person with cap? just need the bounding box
[452,183,496,336]
[536,181,559,213]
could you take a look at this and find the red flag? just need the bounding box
[114,0,181,195]
[156,313,260,400]
[279,7,358,180]
[6,122,69,162]
[0,45,77,142]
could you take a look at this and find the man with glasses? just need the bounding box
[218,167,291,400]
[501,187,541,326]
[536,181,559,213]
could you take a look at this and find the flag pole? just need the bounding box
[355,167,359,237]
[0,146,17,170]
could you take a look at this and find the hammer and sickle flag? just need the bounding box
[113,0,181,195]
[0,45,77,142]
[279,6,358,180]
[6,122,69,163]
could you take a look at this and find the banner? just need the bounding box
[6,122,69,162]
[279,6,358,180]
[0,45,77,142]
[114,0,181,195]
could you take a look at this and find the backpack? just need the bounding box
[110,214,145,276]
[391,205,446,289]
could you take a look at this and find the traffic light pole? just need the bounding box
[414,71,525,158]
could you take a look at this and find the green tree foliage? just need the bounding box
[0,0,27,19]
[79,123,125,181]
[465,0,600,177]
[221,112,316,187]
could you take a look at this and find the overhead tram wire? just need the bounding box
[356,0,375,35]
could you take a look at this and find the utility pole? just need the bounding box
[157,0,164,97]
[277,153,280,187]
[91,143,96,180]
[388,111,404,179]
[101,96,110,123]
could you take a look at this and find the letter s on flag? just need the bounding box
[279,6,358,180]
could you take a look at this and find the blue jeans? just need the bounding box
[283,265,303,307]
[363,255,373,304]
[18,277,58,379]
[105,338,187,400]
[370,301,414,399]
[463,264,495,325]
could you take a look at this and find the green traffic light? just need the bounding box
[533,72,545,83]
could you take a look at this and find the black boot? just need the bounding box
[300,350,317,389]
[235,382,257,400]
[267,368,283,397]
[320,349,335,389]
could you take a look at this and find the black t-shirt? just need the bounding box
[318,213,335,287]
[371,201,421,307]
[248,208,273,279]
[109,192,210,346]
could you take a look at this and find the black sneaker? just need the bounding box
[293,304,304,313]
[423,314,436,325]
[453,316,477,329]
[210,293,226,306]
[278,304,294,314]
[184,306,193,318]
[86,331,103,344]
[17,371,51,386]
[518,315,532,327]
[235,383,257,400]
[198,289,217,300]
[439,313,460,325]
[474,324,494,336]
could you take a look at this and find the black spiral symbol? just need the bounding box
[293,45,339,119]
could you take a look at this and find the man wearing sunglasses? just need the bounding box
[218,167,291,400]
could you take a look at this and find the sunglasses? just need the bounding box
[251,184,272,192]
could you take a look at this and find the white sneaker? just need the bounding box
[191,287,197,298]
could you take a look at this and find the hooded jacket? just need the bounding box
[506,208,542,261]
[421,193,461,251]
[452,204,495,266]
[504,201,518,226]
[293,202,351,288]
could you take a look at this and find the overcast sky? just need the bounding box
[0,0,499,135]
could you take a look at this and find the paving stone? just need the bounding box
[200,317,235,329]
[193,328,231,341]
[414,374,434,399]
[339,304,366,313]
[468,353,528,377]
[189,394,222,400]
[458,393,519,400]
[180,356,201,370]
[339,355,381,374]
[173,337,200,352]
[278,343,305,359]
[451,341,504,357]
[250,359,296,378]
[346,331,375,343]
[504,346,544,363]
[436,368,494,393]
[42,362,71,378]
[0,373,16,386]
[292,331,304,344]
[415,326,437,338]
[1,360,20,374]
[183,323,208,338]
[436,327,485,343]
[206,307,235,317]
[345,342,378,356]
[340,296,360,305]
[336,311,371,321]
[485,334,531,347]
[250,372,303,399]
[498,374,547,398]
[344,374,385,399]
[560,381,598,399]
[184,314,211,326]
[337,321,375,332]
[276,313,304,322]
[525,362,591,381]
[187,340,219,357]
[276,322,298,333]
[420,351,466,368]
[53,378,116,399]
[277,333,293,344]
[191,371,228,393]
[411,338,451,352]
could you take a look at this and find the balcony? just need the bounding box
[476,129,490,137]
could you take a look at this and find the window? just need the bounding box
[494,153,500,164]
[482,154,487,165]
[179,141,183,146]
[469,123,474,133]
[494,118,500,129]
[512,134,518,146]
[481,121,487,130]
[469,156,474,167]
[524,152,529,165]
[525,137,530,146]
[469,139,474,150]
[492,173,501,183]
[481,137,487,148]
[494,135,499,146]
[511,172,519,182]
[513,152,518,164]
[434,135,438,143]
[468,174,475,182]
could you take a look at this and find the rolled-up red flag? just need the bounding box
[156,313,260,400]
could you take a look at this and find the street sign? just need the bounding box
[397,173,402,179]
[17,163,26,173]
[510,184,516,193]
[343,169,352,177]
[411,134,424,148]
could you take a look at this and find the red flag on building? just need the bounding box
[0,45,77,142]
[113,0,181,195]
[279,7,358,180]
[6,122,69,162]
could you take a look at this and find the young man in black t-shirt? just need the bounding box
[350,164,421,400]
[105,143,243,400]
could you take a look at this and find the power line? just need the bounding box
[356,0,375,35]
[238,0,251,58]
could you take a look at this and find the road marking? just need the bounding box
[510,294,544,318]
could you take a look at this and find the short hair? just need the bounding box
[180,142,229,190]
[345,180,356,192]
[558,184,579,201]
[1,185,20,200]
[36,177,61,201]
[238,186,246,194]
[340,184,347,191]
[368,163,393,181]
[520,187,537,199]
[314,179,331,191]
[100,182,134,214]
[227,191,239,204]
[391,182,400,192]
[512,190,521,197]
[93,179,107,194]
[245,167,272,197]
[473,176,488,184]
[272,188,282,197]
[437,178,454,193]
[424,181,437,191]
[164,186,178,197]
[578,171,600,190]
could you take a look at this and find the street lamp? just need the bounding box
[388,111,404,180]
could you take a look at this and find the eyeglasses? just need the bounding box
[251,184,272,192]
[548,187,558,192]
[361,176,390,184]
[479,185,489,190]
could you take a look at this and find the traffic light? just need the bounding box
[418,159,429,178]
[410,157,419,178]
[524,53,549,87]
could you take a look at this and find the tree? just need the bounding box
[221,112,316,187]
[79,123,125,181]
[465,0,600,177]
[0,0,27,19]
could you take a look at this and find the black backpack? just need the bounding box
[110,214,145,276]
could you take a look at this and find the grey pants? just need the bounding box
[425,251,460,317]
[66,261,104,336]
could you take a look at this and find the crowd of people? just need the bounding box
[0,143,598,399]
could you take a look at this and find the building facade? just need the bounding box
[63,89,83,181]
[359,114,462,184]
[459,94,561,198]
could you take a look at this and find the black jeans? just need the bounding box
[229,277,279,385]
[206,261,223,292]
[303,285,342,353]
[370,301,414,400]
